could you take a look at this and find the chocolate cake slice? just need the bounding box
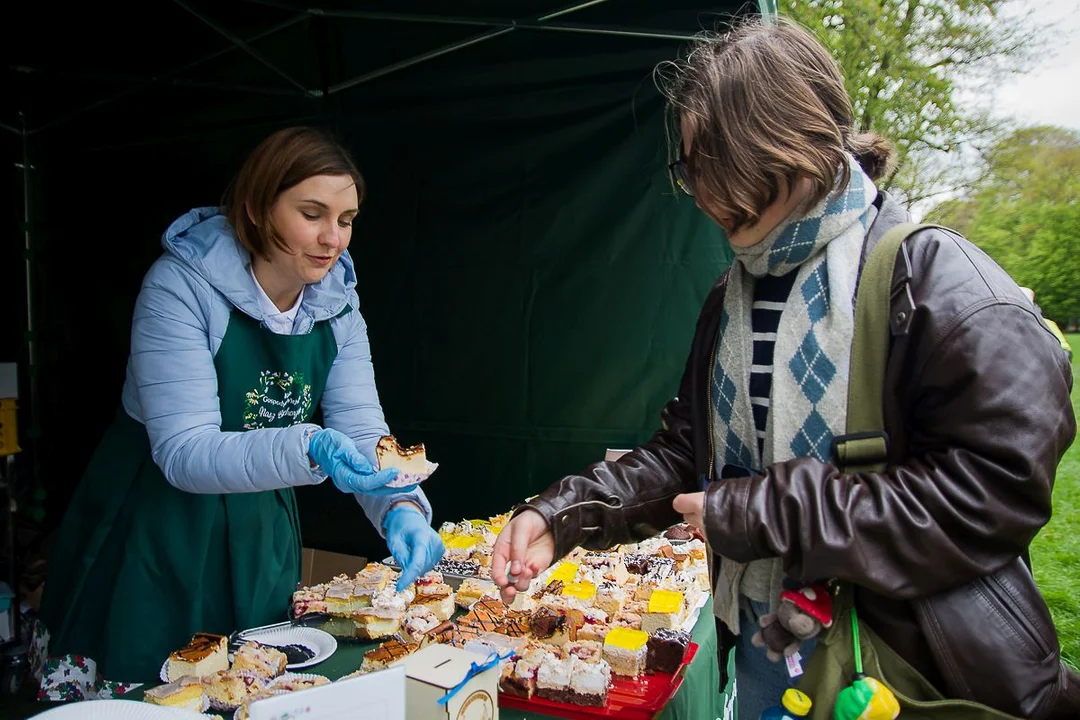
[646,628,690,674]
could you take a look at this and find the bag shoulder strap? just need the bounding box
[834,222,932,474]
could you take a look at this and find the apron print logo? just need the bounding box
[243,370,313,429]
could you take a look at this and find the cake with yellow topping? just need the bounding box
[603,627,649,677]
[642,589,685,634]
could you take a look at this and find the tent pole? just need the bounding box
[18,113,40,492]
[282,9,504,29]
[171,0,318,96]
[169,78,304,96]
[1,122,18,136]
[327,28,514,95]
[325,0,618,95]
[520,22,698,41]
[28,14,309,135]
[536,0,612,22]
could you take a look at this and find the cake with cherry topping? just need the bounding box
[231,642,287,679]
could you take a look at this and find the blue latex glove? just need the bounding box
[308,428,400,495]
[384,505,446,591]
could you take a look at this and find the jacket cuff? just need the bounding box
[300,425,329,485]
[521,491,598,561]
[363,487,433,539]
[704,477,758,562]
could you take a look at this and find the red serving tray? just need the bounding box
[498,642,699,720]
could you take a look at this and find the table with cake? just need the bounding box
[138,515,726,719]
[130,438,727,719]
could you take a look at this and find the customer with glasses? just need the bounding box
[490,16,1076,719]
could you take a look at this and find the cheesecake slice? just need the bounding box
[165,632,229,681]
[376,435,435,486]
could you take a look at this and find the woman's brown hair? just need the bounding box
[659,17,895,233]
[223,126,364,259]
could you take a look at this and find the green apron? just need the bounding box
[39,308,339,682]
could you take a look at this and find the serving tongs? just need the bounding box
[226,610,333,651]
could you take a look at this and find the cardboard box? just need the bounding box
[301,548,368,587]
[400,644,500,720]
[248,664,406,720]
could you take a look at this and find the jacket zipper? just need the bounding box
[703,319,721,583]
[705,324,720,485]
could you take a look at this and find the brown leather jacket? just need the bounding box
[523,192,1078,714]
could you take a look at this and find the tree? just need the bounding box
[928,126,1080,323]
[783,0,1044,206]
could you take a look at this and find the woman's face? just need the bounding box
[680,117,739,237]
[679,117,808,249]
[264,174,359,286]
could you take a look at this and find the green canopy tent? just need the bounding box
[3,0,768,561]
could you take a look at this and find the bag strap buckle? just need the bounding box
[831,430,890,474]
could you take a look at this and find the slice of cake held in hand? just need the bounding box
[376,435,438,488]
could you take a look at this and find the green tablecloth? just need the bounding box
[110,597,728,719]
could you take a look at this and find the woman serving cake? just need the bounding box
[32,127,445,697]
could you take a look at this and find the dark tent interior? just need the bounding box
[2,0,757,571]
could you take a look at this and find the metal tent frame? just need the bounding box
[4,0,774,544]
[7,0,774,136]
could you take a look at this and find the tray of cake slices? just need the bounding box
[302,514,712,718]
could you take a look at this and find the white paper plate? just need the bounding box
[236,625,337,670]
[33,700,209,719]
[266,672,331,691]
[384,460,438,488]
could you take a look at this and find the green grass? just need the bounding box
[1029,333,1080,671]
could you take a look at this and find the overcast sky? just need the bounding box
[991,0,1080,131]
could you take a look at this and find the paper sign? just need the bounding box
[785,650,804,678]
[247,665,406,720]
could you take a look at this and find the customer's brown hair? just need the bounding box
[223,127,364,259]
[659,17,895,232]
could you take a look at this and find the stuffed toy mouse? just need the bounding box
[751,584,834,662]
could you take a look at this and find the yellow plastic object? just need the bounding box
[647,589,683,614]
[446,536,479,551]
[550,562,579,583]
[561,582,597,601]
[858,678,900,719]
[603,626,648,652]
[782,688,813,716]
[0,399,19,457]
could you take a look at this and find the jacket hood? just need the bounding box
[160,206,357,324]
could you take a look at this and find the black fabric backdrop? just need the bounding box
[4,0,740,560]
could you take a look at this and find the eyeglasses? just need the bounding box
[668,151,693,197]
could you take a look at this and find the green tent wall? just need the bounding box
[4,0,762,560]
